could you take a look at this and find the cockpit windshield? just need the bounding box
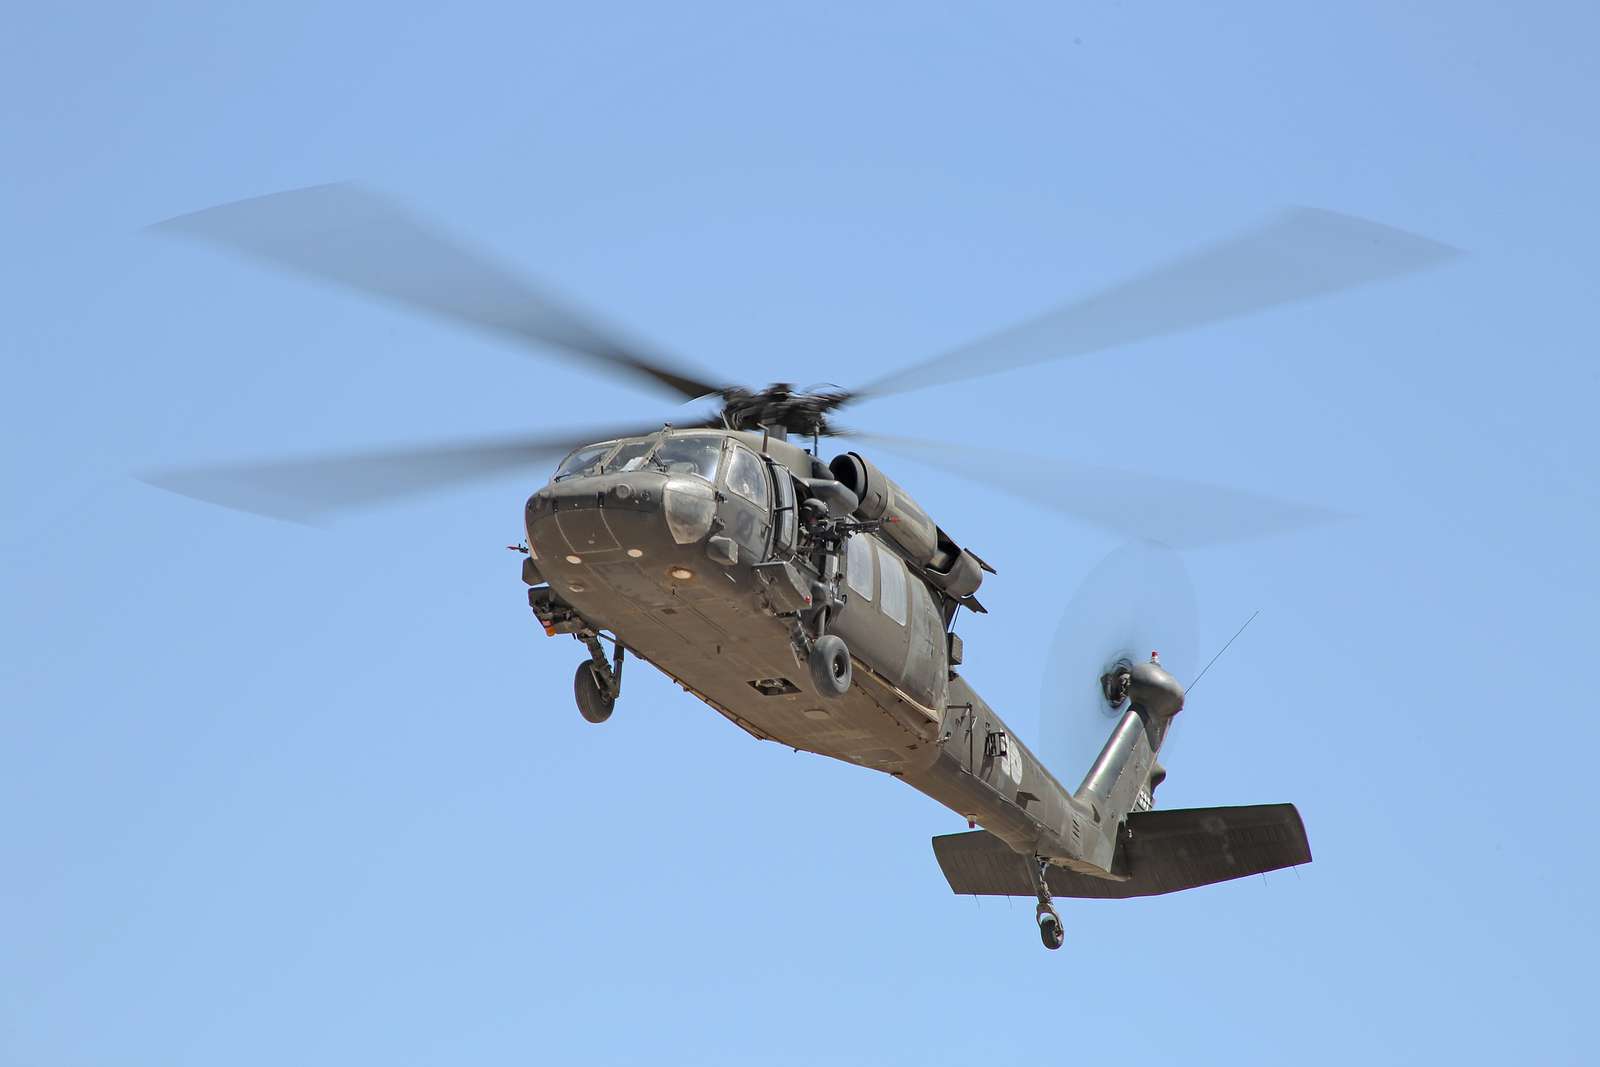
[554,441,617,480]
[601,438,656,473]
[649,434,723,481]
[553,432,724,482]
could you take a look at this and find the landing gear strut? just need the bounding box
[787,505,887,701]
[1028,856,1065,951]
[574,633,624,724]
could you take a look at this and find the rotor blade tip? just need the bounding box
[147,181,369,234]
[1284,205,1466,262]
[137,472,325,527]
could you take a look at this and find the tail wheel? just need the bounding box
[1038,912,1064,950]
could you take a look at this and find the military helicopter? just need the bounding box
[147,185,1456,949]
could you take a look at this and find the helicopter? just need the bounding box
[146,185,1457,949]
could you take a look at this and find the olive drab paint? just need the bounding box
[142,186,1469,949]
[524,428,1311,949]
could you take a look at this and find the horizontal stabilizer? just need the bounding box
[932,803,1311,899]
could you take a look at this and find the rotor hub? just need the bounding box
[1100,660,1133,708]
[1101,652,1185,717]
[716,383,853,438]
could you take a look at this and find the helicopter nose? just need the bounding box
[601,476,649,506]
[528,470,665,512]
[525,470,674,562]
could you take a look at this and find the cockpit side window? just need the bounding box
[652,435,724,481]
[554,441,617,480]
[725,445,769,507]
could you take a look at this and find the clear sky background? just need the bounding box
[4,3,1597,1064]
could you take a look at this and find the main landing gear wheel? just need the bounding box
[574,661,615,724]
[808,634,852,699]
[1037,904,1065,951]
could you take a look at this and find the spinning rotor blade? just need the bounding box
[851,208,1460,400]
[841,432,1341,548]
[153,184,724,401]
[141,422,674,524]
[1039,541,1198,786]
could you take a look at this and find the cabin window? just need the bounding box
[725,445,769,507]
[652,435,724,481]
[875,541,908,625]
[845,533,874,601]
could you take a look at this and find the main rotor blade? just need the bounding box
[140,423,664,525]
[152,184,724,400]
[851,208,1460,400]
[839,432,1342,548]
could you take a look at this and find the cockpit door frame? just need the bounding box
[718,442,772,562]
[765,455,799,559]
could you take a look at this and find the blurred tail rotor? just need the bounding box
[1038,541,1198,800]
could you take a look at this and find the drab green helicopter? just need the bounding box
[146,186,1455,948]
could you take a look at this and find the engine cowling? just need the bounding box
[927,540,984,599]
[828,451,984,600]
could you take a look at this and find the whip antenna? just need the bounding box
[1187,610,1260,694]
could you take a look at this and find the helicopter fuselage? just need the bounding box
[522,429,1107,873]
[145,185,1347,948]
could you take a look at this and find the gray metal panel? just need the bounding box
[903,580,945,708]
[932,803,1311,899]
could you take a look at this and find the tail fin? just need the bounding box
[932,803,1311,899]
[1066,652,1183,870]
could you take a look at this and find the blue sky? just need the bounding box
[4,3,1596,1064]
